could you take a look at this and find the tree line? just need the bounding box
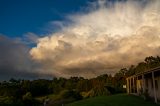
[0,56,160,106]
[0,75,124,106]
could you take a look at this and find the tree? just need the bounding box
[22,92,32,101]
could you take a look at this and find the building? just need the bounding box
[126,66,160,103]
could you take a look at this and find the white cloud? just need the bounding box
[30,0,160,78]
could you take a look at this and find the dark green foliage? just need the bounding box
[23,92,32,101]
[0,80,22,99]
[22,92,33,106]
[58,90,82,100]
[105,86,116,94]
[86,86,110,97]
[22,92,40,106]
[30,79,52,96]
[0,96,24,106]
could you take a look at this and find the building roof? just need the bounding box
[127,66,160,78]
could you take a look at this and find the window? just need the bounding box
[151,79,158,89]
[146,79,148,88]
[155,80,158,89]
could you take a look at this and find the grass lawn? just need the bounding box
[66,94,159,106]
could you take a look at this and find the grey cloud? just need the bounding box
[0,35,52,80]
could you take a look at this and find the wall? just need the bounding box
[144,76,160,100]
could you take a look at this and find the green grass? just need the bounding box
[66,94,159,106]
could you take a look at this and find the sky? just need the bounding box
[0,0,91,37]
[0,0,160,80]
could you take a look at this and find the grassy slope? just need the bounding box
[67,94,159,106]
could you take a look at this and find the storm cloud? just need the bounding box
[29,0,160,78]
[0,35,53,80]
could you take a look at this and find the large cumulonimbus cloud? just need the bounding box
[30,0,160,78]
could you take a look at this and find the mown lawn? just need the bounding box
[67,94,159,106]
